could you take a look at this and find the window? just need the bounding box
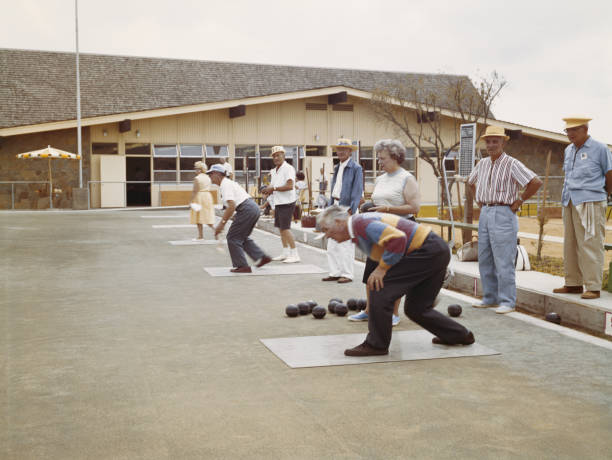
[305,145,326,157]
[258,145,275,174]
[359,147,375,184]
[205,145,228,157]
[125,143,150,156]
[402,147,417,175]
[204,145,229,169]
[235,145,257,189]
[92,143,118,155]
[153,145,178,157]
[179,145,203,182]
[153,145,178,182]
[443,150,458,174]
[282,146,304,170]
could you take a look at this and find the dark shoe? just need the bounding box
[337,277,352,284]
[581,290,600,299]
[230,266,252,273]
[553,285,583,294]
[322,276,341,281]
[255,255,272,268]
[344,341,388,357]
[432,331,475,346]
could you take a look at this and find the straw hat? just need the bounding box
[562,116,591,130]
[331,138,358,151]
[481,125,509,141]
[270,146,285,156]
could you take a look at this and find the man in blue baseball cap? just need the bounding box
[207,164,271,273]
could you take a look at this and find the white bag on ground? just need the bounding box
[515,244,531,271]
[457,240,478,262]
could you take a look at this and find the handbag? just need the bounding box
[457,239,478,262]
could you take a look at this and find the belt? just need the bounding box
[483,203,510,207]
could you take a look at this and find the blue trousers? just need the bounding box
[478,205,518,307]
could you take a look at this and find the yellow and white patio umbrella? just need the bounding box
[17,146,81,207]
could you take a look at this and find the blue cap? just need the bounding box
[206,164,227,175]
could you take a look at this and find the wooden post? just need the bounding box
[462,181,473,244]
[48,157,53,209]
[536,150,552,261]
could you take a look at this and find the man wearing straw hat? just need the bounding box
[321,138,363,284]
[468,125,542,314]
[263,146,300,263]
[553,117,612,299]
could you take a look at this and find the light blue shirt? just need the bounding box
[561,136,612,206]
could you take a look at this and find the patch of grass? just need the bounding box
[529,254,610,290]
[528,254,565,277]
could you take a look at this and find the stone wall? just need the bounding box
[0,128,90,209]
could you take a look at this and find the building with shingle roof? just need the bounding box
[0,48,571,210]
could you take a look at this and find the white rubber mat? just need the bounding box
[260,330,499,368]
[169,239,219,245]
[204,264,327,277]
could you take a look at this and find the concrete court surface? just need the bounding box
[1,209,611,460]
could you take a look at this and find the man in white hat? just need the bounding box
[208,164,271,273]
[467,125,542,314]
[263,146,300,263]
[321,138,363,283]
[553,117,612,299]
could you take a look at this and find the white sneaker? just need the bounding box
[283,255,301,264]
[392,315,401,327]
[495,306,515,314]
[272,254,287,261]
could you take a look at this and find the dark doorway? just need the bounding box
[126,157,151,206]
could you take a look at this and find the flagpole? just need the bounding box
[75,0,82,188]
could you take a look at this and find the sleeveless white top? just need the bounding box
[371,168,415,217]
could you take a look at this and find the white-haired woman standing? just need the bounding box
[349,139,421,326]
[190,161,215,240]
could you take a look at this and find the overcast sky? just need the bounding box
[2,0,611,143]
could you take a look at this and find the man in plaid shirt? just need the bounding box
[468,126,542,314]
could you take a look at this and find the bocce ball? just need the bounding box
[346,298,358,311]
[447,304,462,317]
[545,312,561,324]
[356,299,367,310]
[312,306,327,319]
[297,302,311,315]
[328,300,338,313]
[285,304,299,317]
[335,303,348,316]
[306,300,317,312]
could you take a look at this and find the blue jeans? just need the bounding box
[478,206,518,307]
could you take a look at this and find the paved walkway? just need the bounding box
[1,209,611,459]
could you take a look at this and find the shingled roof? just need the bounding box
[1,48,482,130]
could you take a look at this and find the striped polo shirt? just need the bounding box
[467,153,536,205]
[349,213,431,271]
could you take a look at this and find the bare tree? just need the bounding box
[369,72,506,229]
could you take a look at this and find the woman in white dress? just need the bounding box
[190,161,215,240]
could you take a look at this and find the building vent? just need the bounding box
[306,103,327,111]
[332,104,353,112]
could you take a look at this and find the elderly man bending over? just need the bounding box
[317,205,474,356]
